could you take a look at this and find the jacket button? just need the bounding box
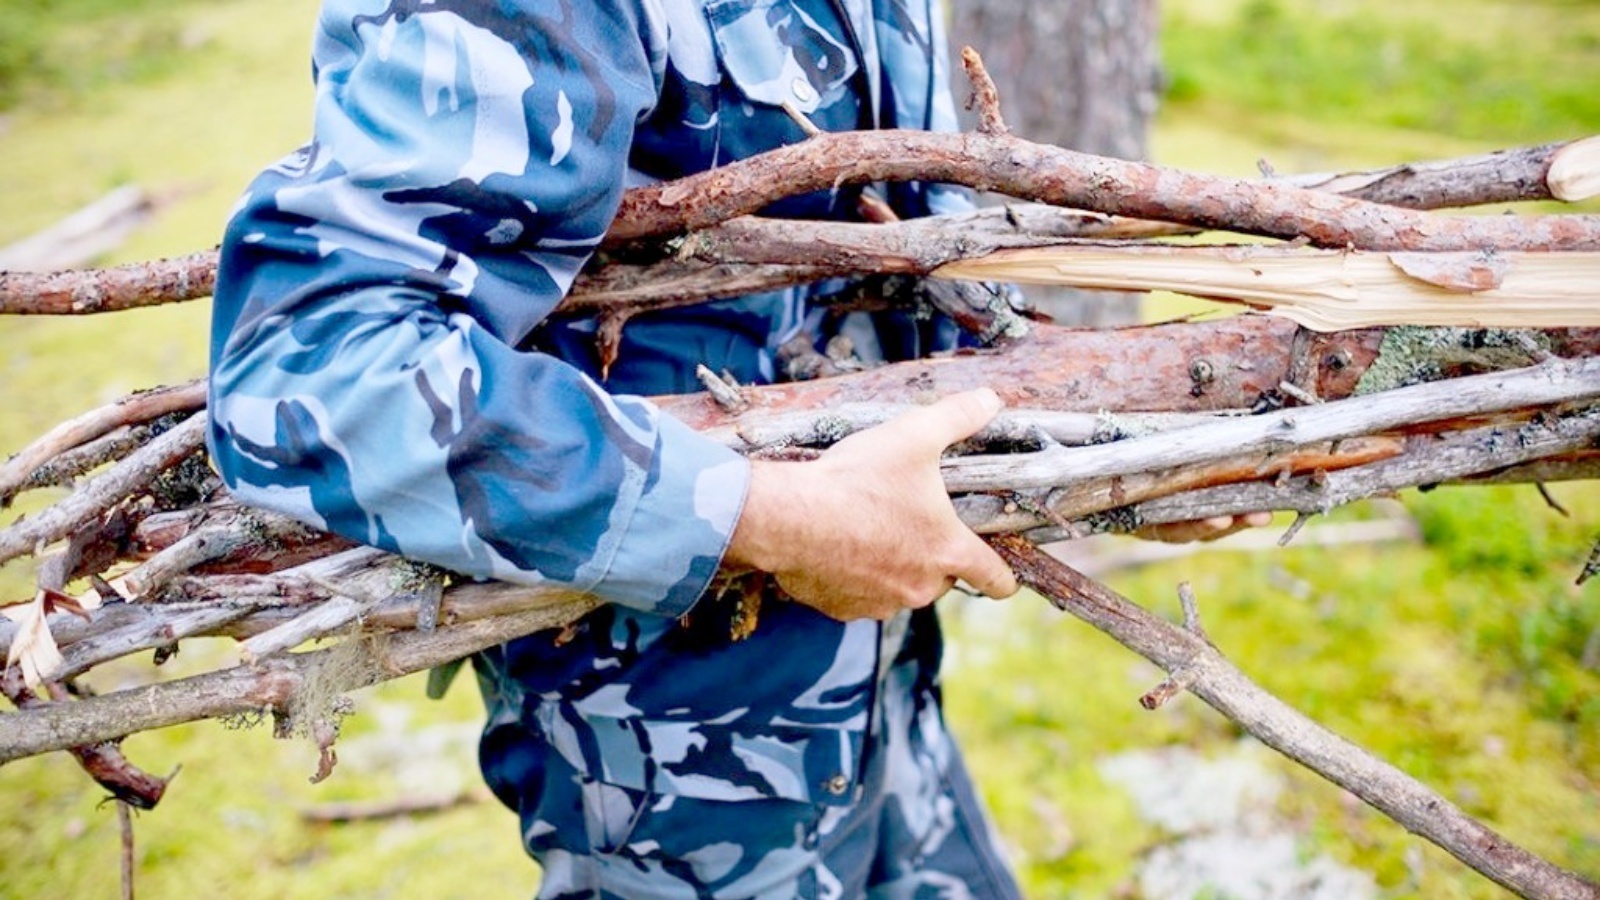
[825,774,849,796]
[791,77,817,104]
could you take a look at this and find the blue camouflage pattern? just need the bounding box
[208,0,1020,894]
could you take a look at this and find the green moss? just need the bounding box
[1354,327,1549,395]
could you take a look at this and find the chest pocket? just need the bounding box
[704,0,861,114]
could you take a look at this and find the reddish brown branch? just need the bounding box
[960,47,1009,136]
[989,536,1600,900]
[0,250,215,314]
[615,129,1600,251]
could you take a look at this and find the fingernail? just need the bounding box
[972,387,1003,414]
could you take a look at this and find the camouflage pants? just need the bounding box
[498,645,1023,899]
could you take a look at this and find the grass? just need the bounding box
[2,1,1599,897]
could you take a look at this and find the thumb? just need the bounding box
[950,530,1020,599]
[883,388,1006,452]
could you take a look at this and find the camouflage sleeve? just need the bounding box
[206,0,746,616]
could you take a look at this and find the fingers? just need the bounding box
[880,388,1005,453]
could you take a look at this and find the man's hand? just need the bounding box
[725,389,1019,621]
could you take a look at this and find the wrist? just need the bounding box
[725,459,802,574]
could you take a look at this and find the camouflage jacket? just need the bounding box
[209,0,969,810]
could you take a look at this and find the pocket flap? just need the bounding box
[704,0,859,114]
[544,709,865,806]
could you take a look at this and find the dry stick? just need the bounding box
[0,596,597,764]
[118,800,135,900]
[989,535,1600,900]
[54,605,252,682]
[3,436,1597,760]
[0,414,206,567]
[943,355,1600,493]
[21,424,156,494]
[0,249,216,315]
[612,127,1600,251]
[3,417,1591,703]
[1010,411,1600,541]
[0,669,173,807]
[696,403,1233,455]
[1279,135,1600,208]
[0,379,206,507]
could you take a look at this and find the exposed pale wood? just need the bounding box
[936,245,1600,330]
[8,136,1600,318]
[1547,136,1600,203]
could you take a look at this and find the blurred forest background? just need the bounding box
[0,0,1596,897]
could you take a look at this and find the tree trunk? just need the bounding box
[949,0,1161,326]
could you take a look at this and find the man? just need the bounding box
[208,1,1259,894]
[209,0,1027,895]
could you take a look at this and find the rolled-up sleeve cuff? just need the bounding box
[593,412,750,618]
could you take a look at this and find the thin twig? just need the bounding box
[959,47,1009,136]
[0,414,207,567]
[119,800,135,900]
[0,380,206,507]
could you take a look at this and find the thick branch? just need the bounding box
[612,130,1600,251]
[989,536,1600,900]
[0,250,216,315]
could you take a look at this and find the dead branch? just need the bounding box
[3,391,1597,757]
[0,248,215,315]
[300,790,486,824]
[989,536,1600,900]
[944,356,1600,493]
[0,596,595,764]
[0,379,206,507]
[0,413,207,567]
[0,186,155,274]
[1007,413,1600,543]
[611,129,1600,252]
[1279,135,1600,208]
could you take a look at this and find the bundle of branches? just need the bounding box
[2,52,1599,898]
